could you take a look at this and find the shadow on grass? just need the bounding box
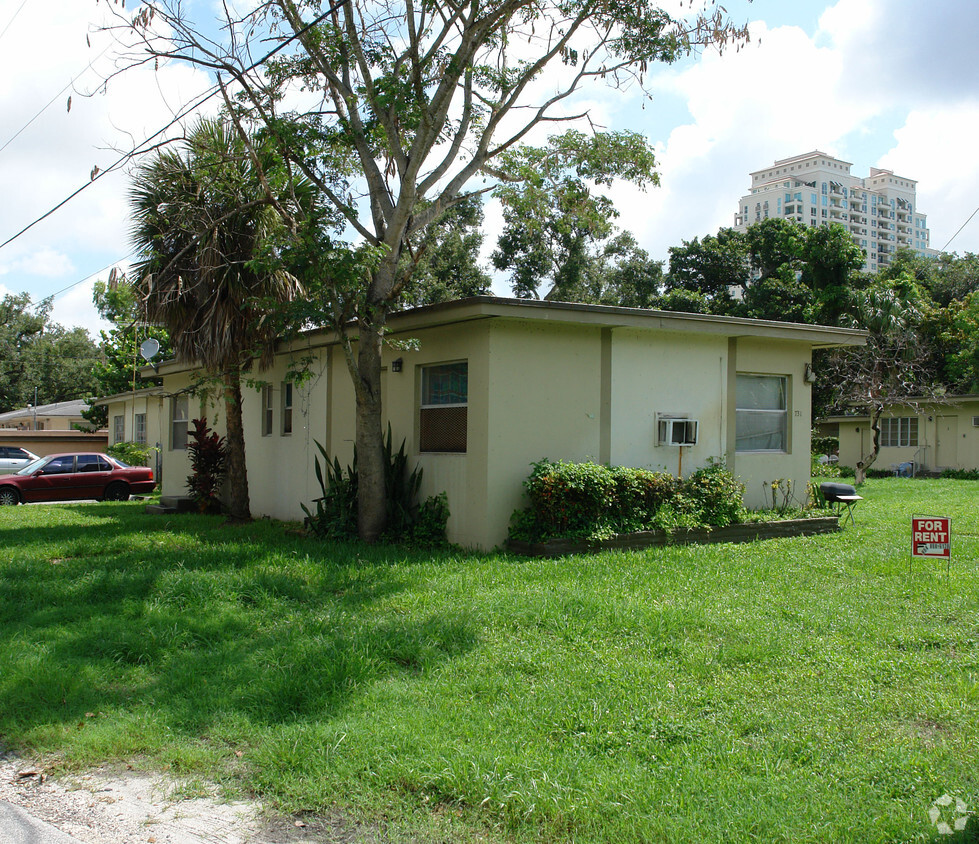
[0,505,477,747]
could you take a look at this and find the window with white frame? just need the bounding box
[736,375,788,452]
[879,416,918,447]
[113,414,124,444]
[171,396,189,450]
[281,382,293,435]
[134,413,146,445]
[419,362,468,453]
[261,384,273,436]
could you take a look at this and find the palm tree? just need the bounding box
[130,118,305,519]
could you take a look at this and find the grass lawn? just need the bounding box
[1,479,977,842]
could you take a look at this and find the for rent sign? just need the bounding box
[912,517,951,559]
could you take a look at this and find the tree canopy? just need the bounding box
[109,0,750,539]
[0,293,100,415]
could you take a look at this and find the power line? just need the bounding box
[0,0,29,44]
[0,1,345,255]
[941,205,979,252]
[44,254,135,302]
[0,41,114,156]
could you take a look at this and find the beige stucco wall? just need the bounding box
[731,338,813,508]
[144,308,838,549]
[240,346,331,522]
[837,403,979,472]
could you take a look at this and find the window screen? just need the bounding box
[420,362,467,453]
[171,396,189,450]
[736,375,787,452]
[261,385,273,436]
[281,383,293,435]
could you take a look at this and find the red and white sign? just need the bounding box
[912,517,951,559]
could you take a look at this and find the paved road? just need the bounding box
[0,802,84,844]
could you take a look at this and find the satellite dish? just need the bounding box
[139,338,161,362]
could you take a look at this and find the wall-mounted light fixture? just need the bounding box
[804,363,817,384]
[391,357,403,373]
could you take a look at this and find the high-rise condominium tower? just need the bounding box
[733,150,935,272]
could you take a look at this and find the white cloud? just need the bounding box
[594,0,979,264]
[49,278,113,339]
[0,1,216,327]
[880,104,979,253]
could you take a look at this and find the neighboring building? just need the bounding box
[90,387,167,477]
[111,297,864,549]
[827,397,979,474]
[0,399,94,431]
[733,151,936,272]
[91,387,166,449]
[0,429,109,459]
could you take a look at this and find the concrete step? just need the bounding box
[145,504,178,515]
[159,495,197,512]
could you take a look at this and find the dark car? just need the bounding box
[0,452,155,506]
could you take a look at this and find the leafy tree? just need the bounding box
[118,0,749,541]
[595,232,665,309]
[0,293,100,414]
[397,196,491,309]
[800,223,866,325]
[492,131,657,301]
[924,252,979,308]
[82,275,172,429]
[739,271,814,323]
[744,218,805,281]
[824,277,938,483]
[944,291,979,393]
[129,119,311,520]
[666,228,749,301]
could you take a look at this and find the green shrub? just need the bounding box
[811,432,839,460]
[107,441,157,467]
[939,467,979,480]
[510,458,742,542]
[302,426,449,546]
[410,492,451,547]
[186,417,226,514]
[682,459,747,527]
[836,465,856,478]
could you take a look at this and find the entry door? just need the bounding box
[935,416,959,469]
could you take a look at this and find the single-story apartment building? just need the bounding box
[825,395,979,474]
[105,297,865,549]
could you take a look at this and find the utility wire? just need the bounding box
[44,253,135,302]
[941,205,979,252]
[0,0,28,44]
[0,42,114,156]
[0,1,344,254]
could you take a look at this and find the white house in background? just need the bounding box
[112,297,865,549]
[0,399,94,431]
[826,396,979,474]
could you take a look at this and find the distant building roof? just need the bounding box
[0,399,90,423]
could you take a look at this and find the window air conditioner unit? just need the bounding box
[658,417,699,446]
[972,416,979,428]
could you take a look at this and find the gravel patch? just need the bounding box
[0,753,378,844]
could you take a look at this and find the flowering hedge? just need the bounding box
[509,458,746,542]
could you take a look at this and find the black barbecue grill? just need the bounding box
[819,482,863,527]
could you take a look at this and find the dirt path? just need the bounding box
[0,753,375,844]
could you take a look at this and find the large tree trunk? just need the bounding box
[355,318,386,542]
[855,405,883,485]
[224,368,251,520]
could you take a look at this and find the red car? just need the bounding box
[0,452,155,506]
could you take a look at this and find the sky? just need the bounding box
[0,0,977,337]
